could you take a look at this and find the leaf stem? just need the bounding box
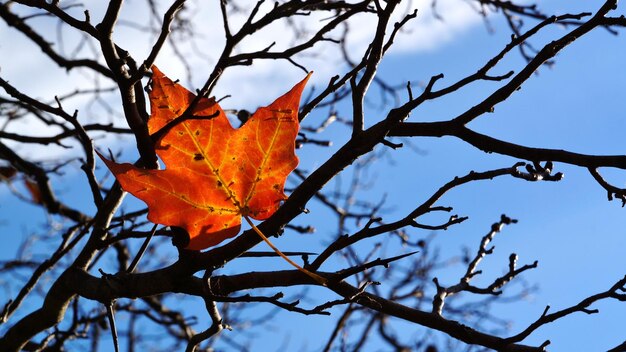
[244,215,327,286]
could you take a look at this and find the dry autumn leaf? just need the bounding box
[24,179,42,204]
[101,67,311,250]
[0,166,17,179]
[0,166,42,204]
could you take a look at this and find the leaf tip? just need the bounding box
[303,71,313,84]
[151,65,163,76]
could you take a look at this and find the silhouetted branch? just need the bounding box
[1,0,625,351]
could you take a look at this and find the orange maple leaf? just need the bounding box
[101,66,310,250]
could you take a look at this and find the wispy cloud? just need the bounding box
[0,1,483,161]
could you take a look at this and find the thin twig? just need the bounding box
[127,224,158,273]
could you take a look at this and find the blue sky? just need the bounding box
[1,1,626,351]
